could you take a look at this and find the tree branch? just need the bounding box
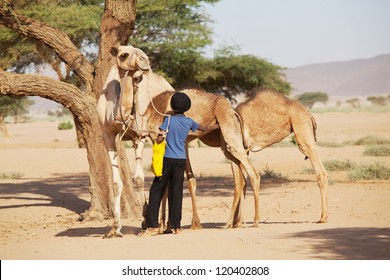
[0,69,95,115]
[0,1,94,92]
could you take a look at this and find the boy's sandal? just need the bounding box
[138,228,159,237]
[173,228,183,234]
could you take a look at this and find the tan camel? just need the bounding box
[234,88,329,223]
[96,45,160,238]
[97,46,260,237]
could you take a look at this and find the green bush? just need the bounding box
[0,172,24,180]
[363,145,390,156]
[58,121,74,130]
[260,165,289,180]
[351,136,390,146]
[323,159,356,171]
[349,162,390,180]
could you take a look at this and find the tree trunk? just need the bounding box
[0,0,141,221]
[116,136,142,219]
[94,0,137,99]
[93,0,141,219]
[0,115,9,137]
[72,115,87,148]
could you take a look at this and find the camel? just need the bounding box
[96,46,157,238]
[233,88,329,223]
[97,46,260,237]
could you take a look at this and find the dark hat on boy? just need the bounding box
[170,91,191,113]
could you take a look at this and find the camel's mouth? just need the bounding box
[136,62,150,72]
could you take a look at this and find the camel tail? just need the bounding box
[234,111,248,150]
[309,113,318,142]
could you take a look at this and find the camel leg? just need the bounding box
[216,103,261,227]
[159,188,169,233]
[295,133,329,223]
[133,138,146,190]
[306,145,328,223]
[185,142,203,229]
[230,148,260,227]
[103,140,125,238]
[133,138,148,221]
[223,156,247,228]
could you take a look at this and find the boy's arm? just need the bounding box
[197,123,219,132]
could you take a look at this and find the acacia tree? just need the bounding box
[0,95,34,136]
[296,91,329,109]
[195,46,292,101]
[0,0,141,220]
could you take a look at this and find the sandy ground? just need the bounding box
[0,111,390,260]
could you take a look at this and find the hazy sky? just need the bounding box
[205,0,390,68]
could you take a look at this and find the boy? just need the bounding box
[140,91,219,236]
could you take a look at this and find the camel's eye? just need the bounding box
[119,53,129,60]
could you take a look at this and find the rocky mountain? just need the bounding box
[284,54,390,96]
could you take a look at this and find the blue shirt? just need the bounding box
[160,115,199,159]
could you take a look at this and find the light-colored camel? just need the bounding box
[97,46,158,238]
[234,88,329,223]
[97,46,260,237]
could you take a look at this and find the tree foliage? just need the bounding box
[0,95,33,136]
[0,95,33,121]
[296,91,329,109]
[132,1,291,97]
[1,0,291,101]
[132,0,218,85]
[194,46,291,100]
[0,0,102,82]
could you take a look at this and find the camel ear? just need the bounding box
[110,47,119,57]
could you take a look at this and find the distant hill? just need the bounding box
[29,96,61,114]
[26,54,390,112]
[284,54,390,96]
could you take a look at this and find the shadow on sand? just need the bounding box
[286,227,390,260]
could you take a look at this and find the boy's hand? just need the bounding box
[198,123,219,132]
[156,129,167,144]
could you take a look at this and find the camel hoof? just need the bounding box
[222,223,233,229]
[251,222,259,228]
[190,221,203,230]
[316,216,328,224]
[190,225,204,230]
[103,233,123,239]
[103,229,123,239]
[233,223,242,228]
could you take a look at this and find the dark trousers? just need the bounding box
[146,157,186,229]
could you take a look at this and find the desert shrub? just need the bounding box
[367,96,388,106]
[323,159,356,171]
[363,145,390,156]
[317,141,344,148]
[349,162,390,180]
[351,136,390,146]
[260,165,289,180]
[0,172,24,180]
[58,121,74,130]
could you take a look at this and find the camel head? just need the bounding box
[110,46,151,73]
